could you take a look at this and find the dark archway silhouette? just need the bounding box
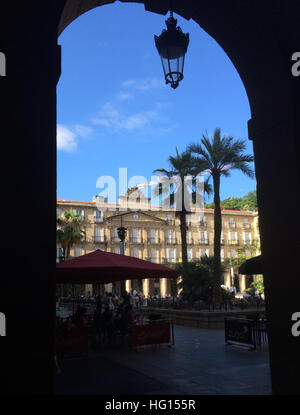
[1,0,299,395]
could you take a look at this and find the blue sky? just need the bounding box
[57,2,255,204]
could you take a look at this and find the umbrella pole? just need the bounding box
[72,284,75,316]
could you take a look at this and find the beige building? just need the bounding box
[56,190,260,297]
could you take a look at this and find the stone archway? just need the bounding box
[1,0,299,395]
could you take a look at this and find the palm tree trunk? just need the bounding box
[180,211,188,264]
[212,173,222,303]
[180,178,188,264]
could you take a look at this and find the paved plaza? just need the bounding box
[54,325,271,395]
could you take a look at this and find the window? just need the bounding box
[56,209,62,218]
[166,214,173,225]
[199,248,209,258]
[94,210,103,222]
[245,250,251,257]
[187,248,193,261]
[75,209,84,218]
[221,249,224,262]
[243,218,249,228]
[114,228,119,242]
[166,229,174,243]
[150,248,158,262]
[133,248,141,258]
[150,229,157,243]
[166,248,176,263]
[186,231,192,243]
[132,228,140,243]
[74,247,82,257]
[114,247,120,254]
[229,218,235,228]
[228,231,237,244]
[199,231,208,243]
[94,227,104,242]
[199,216,206,226]
[231,249,237,258]
[243,232,252,244]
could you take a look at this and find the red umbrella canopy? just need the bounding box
[56,249,179,284]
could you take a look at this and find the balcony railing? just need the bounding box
[130,237,143,243]
[94,216,104,222]
[228,223,236,228]
[163,257,176,264]
[199,239,209,245]
[148,257,158,263]
[166,238,177,244]
[94,236,106,243]
[148,237,160,244]
[166,219,175,225]
[243,240,252,245]
[111,237,120,243]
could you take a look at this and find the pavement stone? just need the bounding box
[54,325,272,395]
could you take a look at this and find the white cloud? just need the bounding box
[72,124,93,138]
[57,124,93,152]
[91,101,175,137]
[122,77,164,92]
[91,102,162,132]
[57,125,77,152]
[118,92,133,101]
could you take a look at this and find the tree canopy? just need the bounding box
[205,190,257,211]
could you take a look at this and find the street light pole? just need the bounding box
[117,215,127,297]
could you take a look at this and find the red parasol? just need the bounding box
[56,249,179,284]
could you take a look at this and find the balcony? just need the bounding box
[166,219,175,225]
[163,257,176,264]
[228,239,239,245]
[243,240,252,245]
[148,257,158,263]
[148,237,160,244]
[111,237,120,243]
[199,239,209,245]
[166,238,177,244]
[130,237,143,244]
[94,236,106,243]
[94,216,104,223]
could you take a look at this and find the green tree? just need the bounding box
[56,209,86,260]
[56,210,86,298]
[176,255,227,303]
[188,128,255,302]
[154,148,211,264]
[205,190,258,211]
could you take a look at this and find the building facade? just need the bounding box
[57,191,260,297]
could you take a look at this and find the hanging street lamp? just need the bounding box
[154,10,189,89]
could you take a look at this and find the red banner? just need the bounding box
[131,321,171,347]
[56,328,88,356]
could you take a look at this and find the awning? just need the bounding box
[56,249,179,284]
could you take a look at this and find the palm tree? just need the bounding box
[154,148,211,265]
[188,128,254,302]
[56,210,86,261]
